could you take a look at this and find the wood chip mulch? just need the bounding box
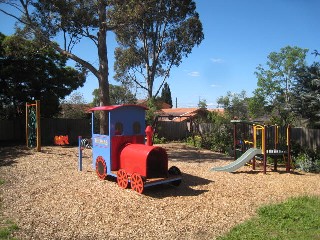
[0,143,319,240]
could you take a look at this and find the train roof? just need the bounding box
[89,104,148,112]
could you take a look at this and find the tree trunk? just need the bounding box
[98,0,110,134]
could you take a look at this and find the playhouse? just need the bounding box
[88,105,182,193]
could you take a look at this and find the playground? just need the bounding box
[1,143,319,239]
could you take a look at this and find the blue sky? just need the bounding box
[1,0,319,108]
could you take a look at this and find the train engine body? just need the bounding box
[90,105,181,193]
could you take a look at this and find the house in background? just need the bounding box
[153,107,225,140]
[136,100,171,109]
[156,108,224,122]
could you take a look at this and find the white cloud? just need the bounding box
[210,84,220,88]
[188,71,200,77]
[210,58,224,63]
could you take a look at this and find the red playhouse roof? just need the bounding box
[89,104,148,112]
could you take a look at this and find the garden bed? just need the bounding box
[0,143,319,239]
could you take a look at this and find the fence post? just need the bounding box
[78,136,82,171]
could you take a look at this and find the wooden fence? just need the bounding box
[1,118,319,149]
[156,121,191,140]
[0,118,91,145]
[291,127,320,149]
[156,121,320,149]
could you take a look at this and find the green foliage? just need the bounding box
[0,33,86,119]
[0,179,18,239]
[205,112,233,152]
[0,220,18,239]
[92,85,137,107]
[145,98,159,126]
[218,195,320,240]
[159,83,173,108]
[185,135,202,148]
[153,134,167,144]
[294,148,320,173]
[185,111,232,153]
[291,62,320,128]
[217,90,249,119]
[59,92,89,119]
[2,0,116,132]
[113,0,204,99]
[252,46,308,125]
[197,99,207,109]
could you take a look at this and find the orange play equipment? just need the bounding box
[54,135,69,145]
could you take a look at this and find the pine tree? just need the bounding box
[160,83,173,108]
[292,62,320,128]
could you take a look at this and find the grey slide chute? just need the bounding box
[211,148,262,172]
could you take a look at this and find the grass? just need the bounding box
[0,179,18,240]
[218,195,320,240]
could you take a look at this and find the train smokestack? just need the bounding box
[145,125,153,146]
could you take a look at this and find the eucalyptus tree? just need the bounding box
[251,46,308,125]
[0,0,119,133]
[113,0,204,99]
[217,90,249,120]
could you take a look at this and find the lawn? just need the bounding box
[218,195,320,240]
[0,179,18,240]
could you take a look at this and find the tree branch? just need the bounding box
[154,61,174,98]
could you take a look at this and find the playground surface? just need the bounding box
[1,143,319,239]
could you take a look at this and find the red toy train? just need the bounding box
[89,105,182,194]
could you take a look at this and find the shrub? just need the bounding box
[294,149,320,173]
[153,134,166,144]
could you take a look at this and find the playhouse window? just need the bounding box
[115,122,123,135]
[133,121,141,134]
[93,111,109,135]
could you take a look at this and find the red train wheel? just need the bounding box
[131,173,144,194]
[117,169,129,189]
[96,156,107,180]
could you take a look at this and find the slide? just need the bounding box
[211,148,262,172]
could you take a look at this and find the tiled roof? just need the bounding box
[156,108,224,122]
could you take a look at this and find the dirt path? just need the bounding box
[1,143,319,239]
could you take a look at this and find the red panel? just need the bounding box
[89,104,148,112]
[111,135,144,171]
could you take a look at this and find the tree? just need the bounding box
[198,98,207,109]
[252,46,308,125]
[113,0,204,99]
[59,92,89,119]
[160,82,173,108]
[217,90,249,120]
[291,62,320,128]
[0,33,85,119]
[92,84,137,106]
[0,0,119,133]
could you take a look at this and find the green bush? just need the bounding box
[295,151,320,173]
[153,134,166,144]
[185,135,201,148]
[184,112,233,153]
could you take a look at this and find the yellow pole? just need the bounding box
[261,126,265,154]
[253,125,257,148]
[36,100,41,152]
